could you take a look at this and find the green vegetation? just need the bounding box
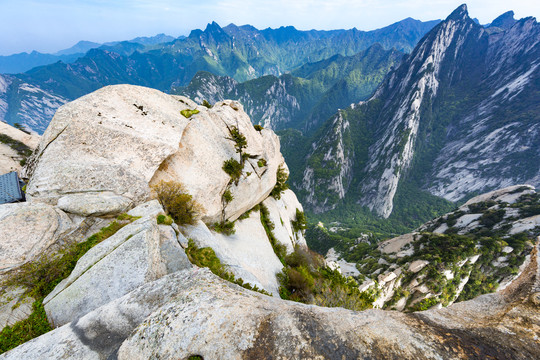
[180,109,200,118]
[212,221,236,236]
[227,126,247,153]
[222,158,243,183]
[257,158,267,167]
[156,214,174,225]
[0,216,136,354]
[511,192,540,218]
[291,209,307,233]
[185,239,270,296]
[410,297,439,312]
[0,301,51,354]
[13,123,30,134]
[258,204,373,311]
[277,246,374,311]
[238,204,260,221]
[152,181,201,226]
[270,165,289,199]
[259,203,287,262]
[222,189,233,204]
[479,209,505,227]
[201,100,212,108]
[253,124,263,131]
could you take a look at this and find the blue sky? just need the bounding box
[1,0,539,55]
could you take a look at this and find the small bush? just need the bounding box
[238,204,260,221]
[180,109,200,118]
[116,213,139,221]
[222,189,233,203]
[479,209,505,227]
[254,124,263,131]
[212,221,236,235]
[152,181,201,226]
[222,158,243,182]
[0,300,51,354]
[201,100,212,108]
[228,126,247,153]
[257,158,267,168]
[156,214,174,225]
[270,165,289,199]
[260,203,287,262]
[291,209,307,233]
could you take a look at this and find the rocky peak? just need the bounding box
[446,4,469,21]
[489,10,516,30]
[298,4,539,219]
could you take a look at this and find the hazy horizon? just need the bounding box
[1,0,539,56]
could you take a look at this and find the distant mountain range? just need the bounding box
[0,18,439,133]
[177,44,403,131]
[0,34,179,74]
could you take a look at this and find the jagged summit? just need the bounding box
[490,10,516,29]
[446,4,468,21]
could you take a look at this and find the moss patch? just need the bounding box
[180,109,200,118]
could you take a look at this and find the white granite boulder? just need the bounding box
[56,192,132,217]
[262,189,308,253]
[43,202,191,326]
[23,85,193,207]
[182,211,284,296]
[150,100,286,223]
[0,202,74,273]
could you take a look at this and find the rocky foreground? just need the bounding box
[0,85,538,359]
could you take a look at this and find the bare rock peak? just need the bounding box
[447,4,469,21]
[490,10,517,29]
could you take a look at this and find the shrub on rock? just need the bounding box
[152,181,201,226]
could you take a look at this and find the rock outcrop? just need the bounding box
[23,85,286,223]
[43,201,191,327]
[23,85,192,211]
[0,202,75,273]
[0,85,306,335]
[3,240,539,359]
[149,99,286,223]
[352,185,540,311]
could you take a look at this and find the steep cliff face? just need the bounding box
[358,5,480,217]
[299,111,354,213]
[298,5,540,218]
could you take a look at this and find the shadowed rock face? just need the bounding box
[4,240,538,359]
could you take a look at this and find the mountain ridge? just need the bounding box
[0,18,439,133]
[293,4,540,222]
